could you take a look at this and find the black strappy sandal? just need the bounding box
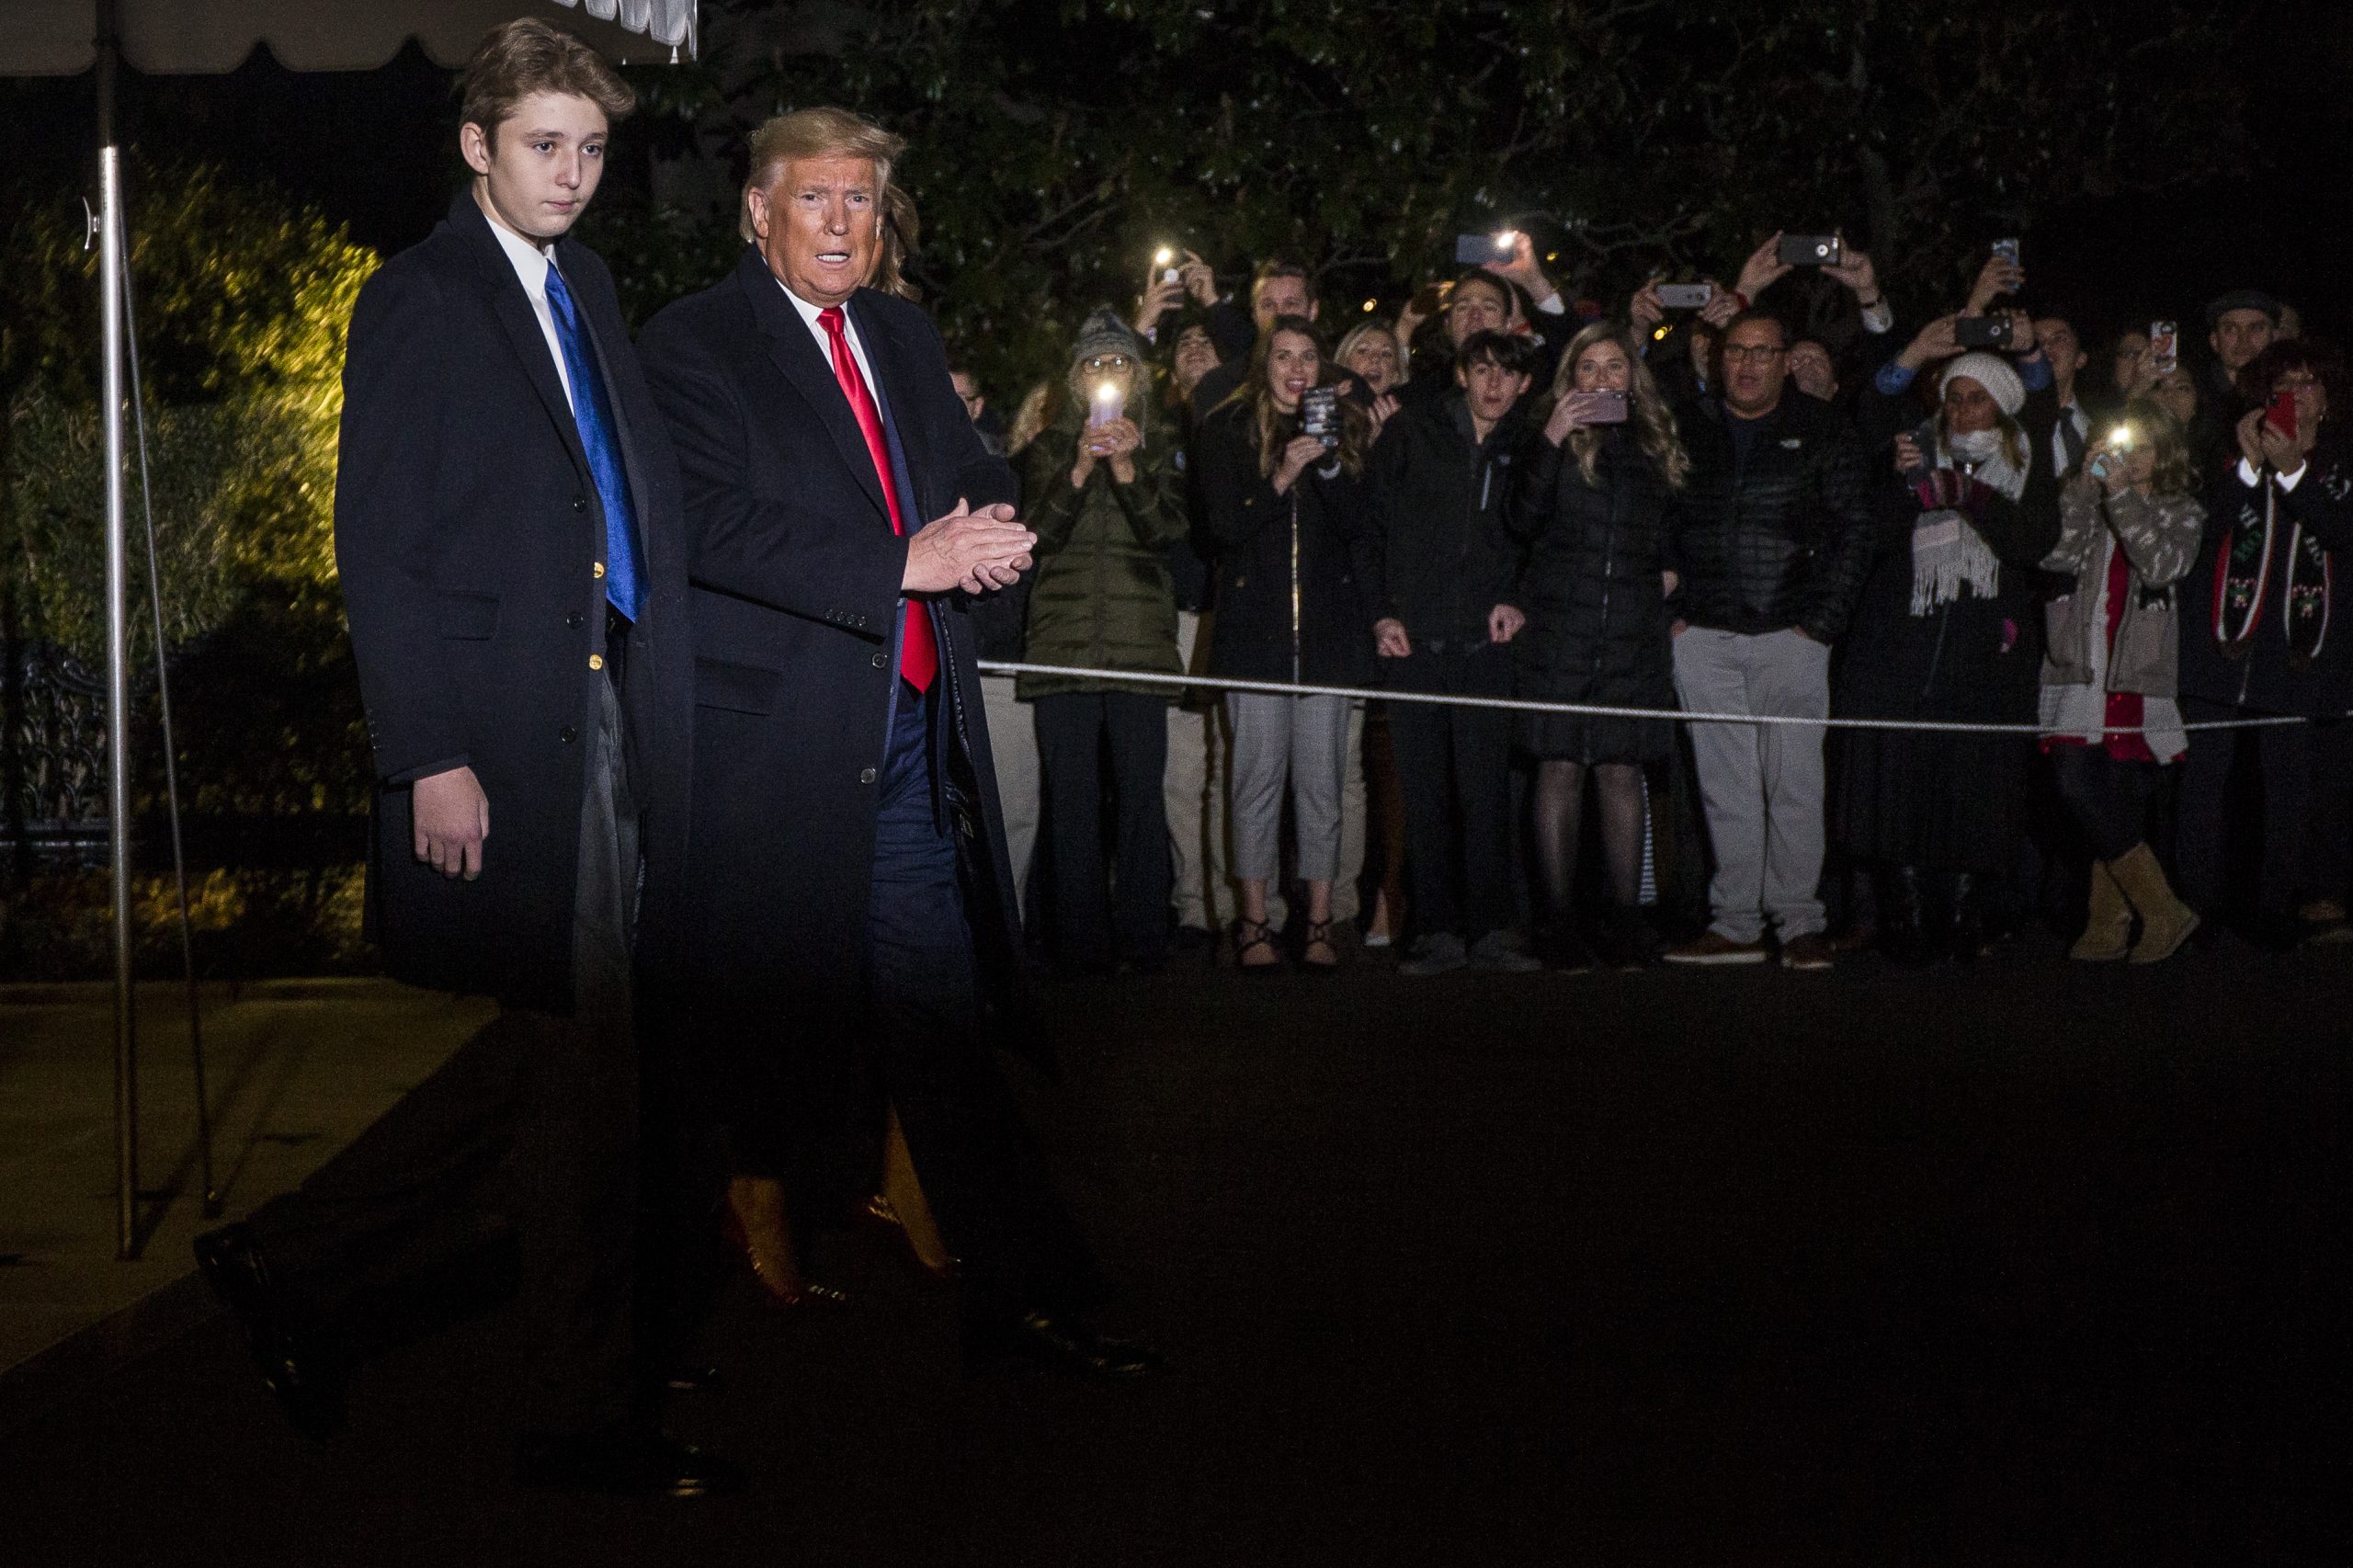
[1233,916,1284,972]
[1300,918,1341,973]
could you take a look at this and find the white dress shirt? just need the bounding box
[482,203,574,413]
[2237,456,2308,492]
[778,278,879,398]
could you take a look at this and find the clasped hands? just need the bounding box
[905,496,1035,596]
[1071,417,1142,488]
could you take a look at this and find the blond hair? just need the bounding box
[738,107,906,244]
[459,18,634,145]
[1549,321,1691,490]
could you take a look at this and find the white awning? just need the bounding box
[0,0,696,75]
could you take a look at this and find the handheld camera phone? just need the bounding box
[2268,387,2301,443]
[1563,389,1630,426]
[1456,232,1515,267]
[1301,385,1341,449]
[1654,283,1714,311]
[1779,233,1843,267]
[1955,317,2013,349]
[2149,322,2179,376]
[1991,237,2022,268]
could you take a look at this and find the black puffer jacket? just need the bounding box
[1511,427,1677,707]
[1363,392,1535,648]
[1193,398,1379,687]
[1668,392,1877,642]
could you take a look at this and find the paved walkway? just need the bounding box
[0,943,2337,1564]
[0,980,492,1378]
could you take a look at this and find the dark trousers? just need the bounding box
[2051,744,2165,862]
[2306,717,2353,905]
[1032,690,1172,966]
[248,676,642,1438]
[869,687,1098,1317]
[1385,642,1515,938]
[2177,697,2315,917]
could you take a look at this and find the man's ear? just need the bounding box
[745,185,771,241]
[460,120,494,177]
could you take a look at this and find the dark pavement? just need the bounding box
[0,937,2339,1565]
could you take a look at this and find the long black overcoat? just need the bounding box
[636,251,1027,1066]
[335,193,693,1013]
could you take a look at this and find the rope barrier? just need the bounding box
[976,660,2325,737]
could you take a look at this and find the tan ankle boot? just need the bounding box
[2071,861,2131,961]
[2109,844,2200,964]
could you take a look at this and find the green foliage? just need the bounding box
[634,0,2254,394]
[2,160,376,665]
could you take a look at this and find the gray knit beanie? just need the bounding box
[1071,306,1142,367]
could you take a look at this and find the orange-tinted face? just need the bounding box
[747,153,882,309]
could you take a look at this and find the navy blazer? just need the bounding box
[637,250,1026,1061]
[334,192,692,1011]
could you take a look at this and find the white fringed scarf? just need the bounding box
[1910,426,2027,616]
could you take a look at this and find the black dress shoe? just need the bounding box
[192,1223,344,1439]
[964,1309,1165,1380]
[517,1427,746,1498]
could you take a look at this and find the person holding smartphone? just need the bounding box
[1512,322,1693,970]
[1834,347,2063,963]
[1194,317,1377,971]
[2038,402,2205,963]
[2175,339,2353,945]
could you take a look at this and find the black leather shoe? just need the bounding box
[964,1309,1165,1380]
[192,1222,344,1439]
[664,1364,723,1394]
[517,1428,747,1498]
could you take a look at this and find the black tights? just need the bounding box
[1532,760,1645,915]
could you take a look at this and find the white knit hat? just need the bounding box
[1939,351,2025,417]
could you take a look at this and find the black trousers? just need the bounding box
[248,676,645,1438]
[1385,641,1515,938]
[2050,744,2165,862]
[870,686,1099,1317]
[2176,696,2315,918]
[1033,690,1172,966]
[2305,717,2353,906]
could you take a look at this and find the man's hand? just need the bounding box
[1374,618,1413,659]
[1963,253,2024,317]
[906,497,1036,595]
[1734,233,1792,303]
[1897,313,1961,371]
[1495,231,1557,309]
[1487,604,1527,644]
[1272,434,1327,494]
[2116,337,2158,399]
[1179,250,1218,308]
[1999,309,2038,356]
[1631,278,1666,331]
[1132,276,1186,336]
[1823,248,1881,305]
[413,765,488,881]
[1698,281,1739,330]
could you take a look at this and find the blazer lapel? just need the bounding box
[738,254,889,525]
[848,294,930,520]
[451,195,592,481]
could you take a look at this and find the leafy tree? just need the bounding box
[620,0,2256,392]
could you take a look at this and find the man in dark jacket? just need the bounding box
[192,22,728,1496]
[1367,332,1545,974]
[1664,311,1876,970]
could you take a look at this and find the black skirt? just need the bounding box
[1833,728,2029,871]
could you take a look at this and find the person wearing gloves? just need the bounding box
[1833,346,2063,962]
[2037,400,2206,963]
[1017,308,1190,973]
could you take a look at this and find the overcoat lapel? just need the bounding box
[736,252,891,525]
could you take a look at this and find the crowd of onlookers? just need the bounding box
[948,233,2347,975]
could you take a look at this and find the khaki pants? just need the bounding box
[1165,610,1233,932]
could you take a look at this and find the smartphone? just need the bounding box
[1455,233,1515,267]
[2149,321,2178,376]
[1778,233,1843,267]
[1146,246,1181,292]
[1300,386,1341,449]
[1654,283,1713,311]
[1563,389,1630,426]
[1991,237,2021,268]
[2268,387,2300,443]
[1955,316,2013,349]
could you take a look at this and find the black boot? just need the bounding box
[1877,867,1935,966]
[1946,871,1986,961]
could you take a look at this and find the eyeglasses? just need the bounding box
[1722,345,1788,364]
[1081,354,1134,372]
[2275,373,2320,392]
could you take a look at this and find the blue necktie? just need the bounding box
[543,262,645,623]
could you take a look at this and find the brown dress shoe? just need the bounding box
[1662,930,1770,965]
[1779,931,1836,971]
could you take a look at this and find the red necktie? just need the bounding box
[818,305,936,692]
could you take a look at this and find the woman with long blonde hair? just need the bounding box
[1512,321,1690,969]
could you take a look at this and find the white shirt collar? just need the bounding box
[483,201,555,299]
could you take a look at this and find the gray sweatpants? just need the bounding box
[1670,625,1830,943]
[1227,691,1352,884]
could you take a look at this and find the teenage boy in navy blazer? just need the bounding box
[193,20,733,1498]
